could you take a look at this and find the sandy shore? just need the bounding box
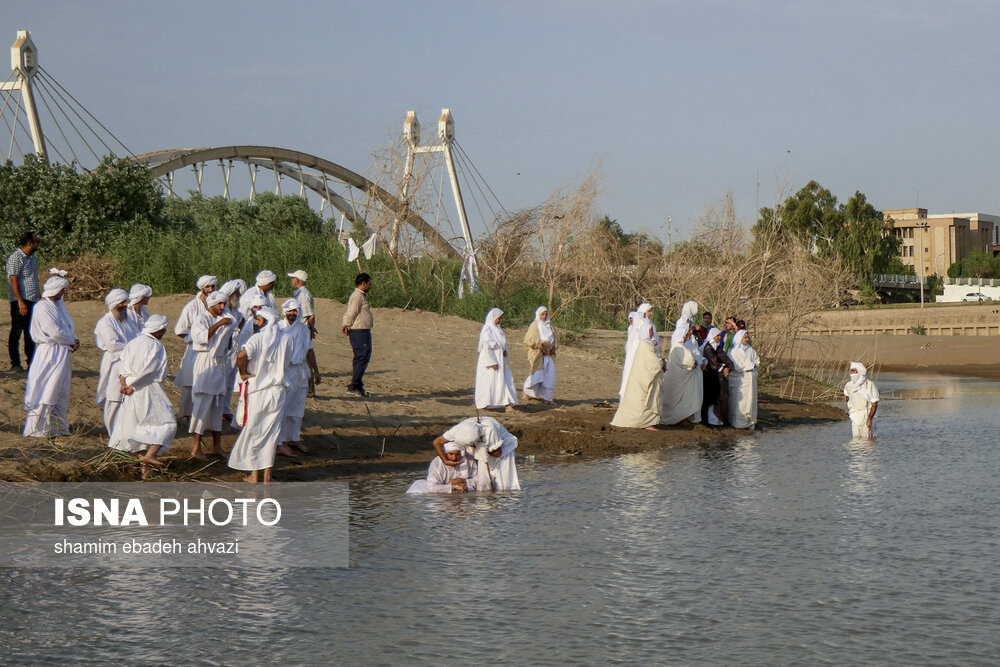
[0,295,846,482]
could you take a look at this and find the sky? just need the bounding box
[6,0,1000,241]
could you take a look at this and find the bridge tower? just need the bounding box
[1,30,47,162]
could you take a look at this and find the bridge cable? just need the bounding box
[32,78,81,165]
[454,139,510,219]
[38,66,134,157]
[33,74,100,163]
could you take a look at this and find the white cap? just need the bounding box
[287,270,308,282]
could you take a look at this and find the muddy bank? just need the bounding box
[0,296,845,482]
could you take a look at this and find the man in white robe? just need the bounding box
[219,279,248,410]
[23,276,79,437]
[431,417,521,491]
[475,308,518,411]
[108,315,176,478]
[189,290,235,459]
[126,284,152,331]
[174,275,216,420]
[278,298,321,455]
[729,330,760,429]
[239,270,277,321]
[227,308,293,483]
[844,361,879,438]
[93,288,138,435]
[230,292,267,429]
[406,441,491,494]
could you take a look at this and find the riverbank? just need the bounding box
[0,296,845,482]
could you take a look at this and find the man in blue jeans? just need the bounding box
[7,231,40,372]
[341,273,373,397]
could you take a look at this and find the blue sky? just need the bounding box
[6,1,1000,239]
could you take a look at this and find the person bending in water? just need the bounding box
[406,441,491,494]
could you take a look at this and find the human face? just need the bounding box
[712,332,722,345]
[291,278,304,289]
[209,302,226,317]
[444,449,463,464]
[254,314,267,328]
[261,281,275,293]
[285,309,299,324]
[151,328,166,340]
[26,235,39,254]
[494,315,503,326]
[112,302,128,320]
[539,311,548,322]
[201,284,215,297]
[703,313,712,326]
[725,318,736,332]
[359,280,371,293]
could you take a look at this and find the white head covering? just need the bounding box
[104,288,128,310]
[128,284,152,306]
[480,308,506,352]
[42,276,68,298]
[627,310,637,324]
[849,361,867,386]
[670,319,692,346]
[219,279,246,297]
[443,442,464,454]
[282,298,301,313]
[206,291,228,308]
[256,307,279,326]
[637,303,652,316]
[680,300,699,322]
[700,327,723,355]
[244,292,266,310]
[732,330,747,347]
[142,314,168,335]
[196,275,217,290]
[255,270,277,287]
[534,306,554,343]
[484,307,503,326]
[448,420,481,446]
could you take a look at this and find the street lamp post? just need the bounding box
[916,221,929,308]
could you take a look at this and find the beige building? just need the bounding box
[884,208,997,277]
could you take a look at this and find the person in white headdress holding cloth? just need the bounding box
[522,306,557,404]
[278,297,321,456]
[660,318,703,426]
[189,290,235,460]
[844,361,879,439]
[239,270,277,321]
[431,416,521,491]
[126,284,152,331]
[227,307,294,483]
[174,275,216,420]
[475,308,518,412]
[108,314,176,478]
[728,329,760,429]
[93,288,138,435]
[620,303,657,399]
[23,276,79,437]
[612,315,664,430]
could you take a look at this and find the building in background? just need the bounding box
[884,208,997,277]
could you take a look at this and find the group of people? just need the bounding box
[612,301,761,432]
[474,306,557,411]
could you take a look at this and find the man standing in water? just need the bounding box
[844,361,879,438]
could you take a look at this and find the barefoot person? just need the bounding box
[844,361,880,439]
[108,315,176,478]
[475,308,518,412]
[431,416,521,491]
[174,275,216,420]
[23,276,79,437]
[522,306,557,404]
[728,330,760,429]
[239,270,277,321]
[611,316,664,430]
[227,308,293,483]
[189,291,235,460]
[94,289,138,436]
[660,318,703,426]
[278,298,320,456]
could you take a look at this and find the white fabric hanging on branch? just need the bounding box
[361,234,377,260]
[347,237,360,262]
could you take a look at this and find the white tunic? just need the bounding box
[474,323,518,410]
[844,378,880,438]
[443,416,521,491]
[126,305,148,332]
[227,328,293,472]
[23,299,76,437]
[108,333,176,452]
[173,296,207,388]
[93,312,138,407]
[729,343,760,429]
[405,454,490,494]
[660,341,703,425]
[190,311,235,396]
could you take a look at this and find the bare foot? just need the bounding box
[644,425,659,431]
[242,474,258,483]
[138,454,165,466]
[191,451,210,462]
[521,394,531,403]
[505,405,517,413]
[141,463,152,480]
[276,444,298,459]
[290,442,308,454]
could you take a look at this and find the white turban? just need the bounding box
[104,288,128,310]
[128,284,152,306]
[255,270,276,287]
[849,361,867,385]
[244,292,266,310]
[256,307,279,326]
[282,298,301,313]
[447,421,481,446]
[219,279,245,297]
[443,442,463,454]
[206,291,228,307]
[196,275,217,290]
[142,314,168,335]
[42,276,68,298]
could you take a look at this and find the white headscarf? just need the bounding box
[670,319,691,346]
[206,291,228,308]
[447,420,481,447]
[480,308,507,352]
[443,442,464,454]
[255,270,277,287]
[680,300,698,323]
[282,298,301,313]
[849,361,867,386]
[637,303,652,317]
[732,330,747,348]
[196,275,217,291]
[534,306,554,343]
[219,279,246,297]
[42,276,68,298]
[48,267,68,277]
[142,314,168,335]
[128,284,152,306]
[700,327,722,355]
[104,288,128,310]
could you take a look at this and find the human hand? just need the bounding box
[313,372,322,385]
[240,373,256,382]
[341,325,350,336]
[490,364,499,371]
[71,339,80,352]
[450,478,468,492]
[17,300,27,316]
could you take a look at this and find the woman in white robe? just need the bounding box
[23,277,79,437]
[522,306,557,403]
[611,320,664,429]
[619,310,639,398]
[227,308,293,482]
[475,308,518,411]
[108,315,176,474]
[728,330,760,429]
[844,361,879,438]
[660,320,703,425]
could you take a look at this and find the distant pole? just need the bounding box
[918,222,927,308]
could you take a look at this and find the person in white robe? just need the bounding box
[238,270,277,321]
[93,288,138,436]
[660,320,704,425]
[619,310,639,399]
[278,298,321,455]
[108,314,176,478]
[227,308,293,483]
[23,277,79,437]
[126,284,152,331]
[219,279,248,409]
[230,292,267,429]
[611,319,664,430]
[406,442,489,494]
[430,417,521,491]
[620,304,659,399]
[844,361,879,439]
[522,306,557,403]
[174,275,216,420]
[475,308,518,412]
[189,290,236,459]
[728,330,760,429]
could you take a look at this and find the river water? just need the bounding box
[2,374,998,664]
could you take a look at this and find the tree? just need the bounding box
[753,180,843,257]
[835,191,899,289]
